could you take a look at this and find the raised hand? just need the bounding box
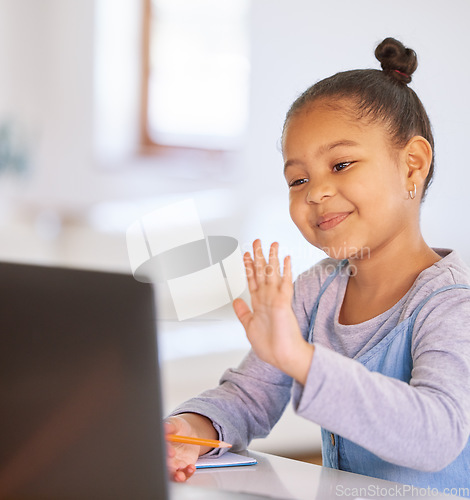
[233,240,314,384]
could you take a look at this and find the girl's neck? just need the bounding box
[349,235,441,293]
[339,234,441,325]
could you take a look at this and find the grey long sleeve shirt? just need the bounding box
[171,249,470,472]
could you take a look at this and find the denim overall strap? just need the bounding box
[406,284,470,331]
[307,259,348,344]
[318,282,470,494]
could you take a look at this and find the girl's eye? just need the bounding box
[288,178,308,188]
[332,161,353,172]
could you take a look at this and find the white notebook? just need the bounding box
[196,452,258,469]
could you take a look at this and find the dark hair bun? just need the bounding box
[374,37,417,84]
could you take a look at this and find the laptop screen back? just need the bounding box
[0,262,168,499]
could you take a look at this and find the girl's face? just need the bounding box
[283,100,412,261]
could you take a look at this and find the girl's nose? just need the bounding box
[306,181,334,204]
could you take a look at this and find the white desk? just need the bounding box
[171,451,463,499]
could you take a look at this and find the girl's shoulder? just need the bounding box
[409,249,470,294]
[293,249,470,320]
[404,250,470,353]
[403,248,470,318]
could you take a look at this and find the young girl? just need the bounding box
[166,37,470,494]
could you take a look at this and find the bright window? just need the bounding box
[144,0,250,151]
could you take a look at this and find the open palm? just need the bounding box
[233,240,313,382]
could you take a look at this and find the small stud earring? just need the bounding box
[408,183,417,200]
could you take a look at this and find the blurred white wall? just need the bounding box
[0,1,94,206]
[0,0,469,264]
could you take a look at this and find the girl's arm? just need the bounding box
[232,239,470,471]
[165,248,323,479]
[169,347,293,453]
[293,289,470,472]
[168,239,315,454]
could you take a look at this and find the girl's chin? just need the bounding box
[315,244,371,261]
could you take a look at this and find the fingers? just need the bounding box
[164,420,177,436]
[282,255,292,286]
[172,464,196,483]
[233,298,253,331]
[266,242,280,284]
[246,240,283,286]
[253,239,267,283]
[166,439,197,482]
[243,252,257,293]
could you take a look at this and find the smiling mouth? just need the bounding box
[317,212,351,231]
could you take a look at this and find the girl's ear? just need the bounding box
[403,136,433,188]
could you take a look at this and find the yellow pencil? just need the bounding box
[166,434,232,449]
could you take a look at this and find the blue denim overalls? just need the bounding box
[307,260,470,494]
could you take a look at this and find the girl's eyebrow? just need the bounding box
[283,139,360,174]
[283,159,306,174]
[318,139,360,155]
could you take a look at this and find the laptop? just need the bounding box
[0,261,168,500]
[0,261,276,500]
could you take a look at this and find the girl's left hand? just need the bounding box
[233,240,314,384]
